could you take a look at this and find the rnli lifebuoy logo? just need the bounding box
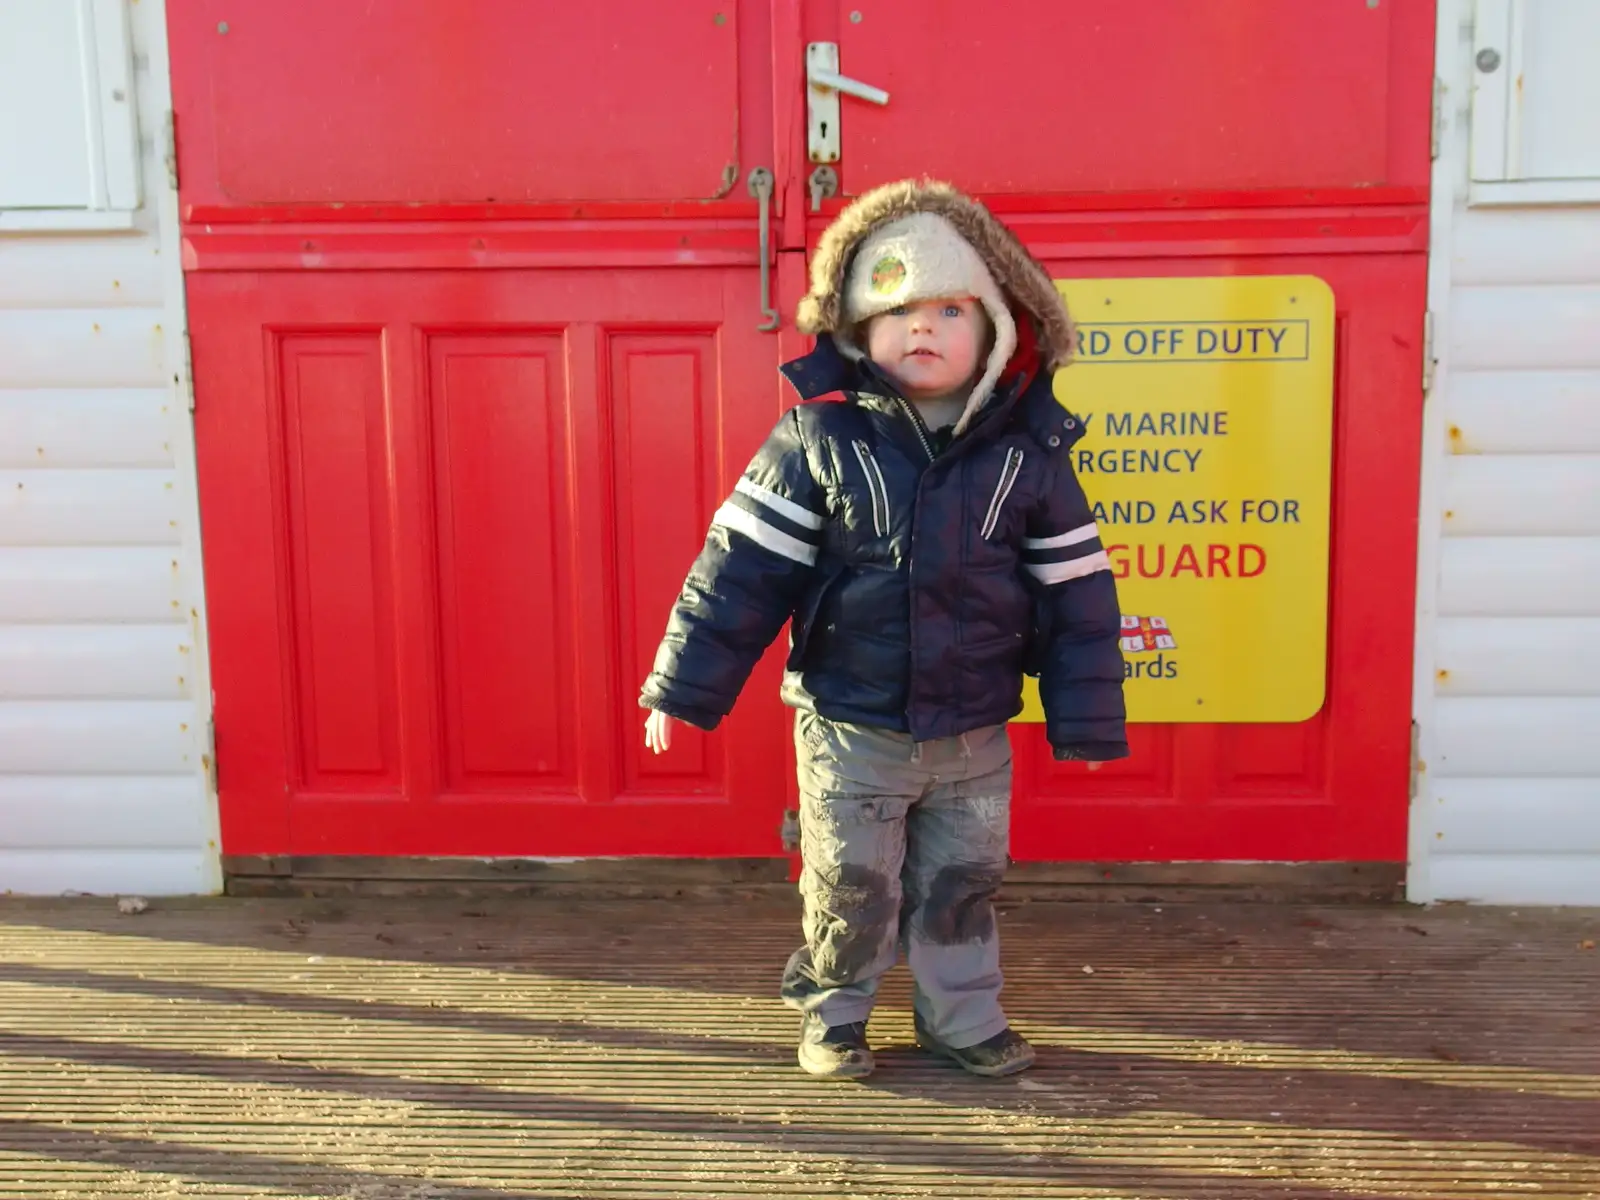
[870,255,907,296]
[1120,615,1176,653]
[1120,615,1179,680]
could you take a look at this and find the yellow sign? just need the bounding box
[1018,275,1335,724]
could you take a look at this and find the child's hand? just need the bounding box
[644,710,674,755]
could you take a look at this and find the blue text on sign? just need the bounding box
[1074,321,1310,364]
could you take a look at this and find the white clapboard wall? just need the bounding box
[1413,0,1600,904]
[0,0,217,893]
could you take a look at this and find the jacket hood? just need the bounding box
[796,179,1077,371]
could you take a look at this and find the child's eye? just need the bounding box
[887,305,909,317]
[942,304,963,318]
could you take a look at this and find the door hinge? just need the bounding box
[163,110,179,191]
[1430,77,1445,161]
[182,330,196,411]
[1421,310,1436,396]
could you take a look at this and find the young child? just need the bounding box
[641,179,1127,1080]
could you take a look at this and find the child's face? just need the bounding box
[864,298,987,399]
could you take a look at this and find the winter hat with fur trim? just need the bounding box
[797,179,1074,436]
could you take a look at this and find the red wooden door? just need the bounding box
[792,0,1434,865]
[172,0,796,857]
[179,0,1433,866]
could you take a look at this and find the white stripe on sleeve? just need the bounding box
[1025,549,1111,585]
[713,502,819,566]
[1023,522,1100,551]
[735,478,825,530]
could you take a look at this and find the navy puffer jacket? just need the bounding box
[640,337,1128,761]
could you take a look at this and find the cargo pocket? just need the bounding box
[787,566,844,671]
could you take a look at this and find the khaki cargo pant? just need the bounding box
[780,711,1013,1050]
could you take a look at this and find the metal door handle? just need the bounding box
[807,60,890,106]
[748,167,779,332]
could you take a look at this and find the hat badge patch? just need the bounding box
[869,255,907,296]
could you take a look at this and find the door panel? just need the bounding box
[609,331,728,797]
[428,332,579,792]
[828,0,1428,196]
[195,1,743,203]
[194,269,789,856]
[1214,721,1327,800]
[276,333,401,793]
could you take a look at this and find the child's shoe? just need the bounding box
[915,1016,1037,1077]
[797,1015,874,1079]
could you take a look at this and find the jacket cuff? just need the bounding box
[639,693,724,732]
[1052,741,1129,763]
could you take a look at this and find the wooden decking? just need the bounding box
[0,895,1595,1198]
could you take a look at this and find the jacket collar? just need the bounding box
[779,334,876,400]
[778,334,1084,456]
[781,333,1016,420]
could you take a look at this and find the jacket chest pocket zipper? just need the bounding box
[981,447,1025,541]
[852,440,891,538]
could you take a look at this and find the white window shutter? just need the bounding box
[0,0,140,213]
[1469,0,1600,205]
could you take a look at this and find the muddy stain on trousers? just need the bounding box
[780,711,1013,1049]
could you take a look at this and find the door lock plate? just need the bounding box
[807,43,842,164]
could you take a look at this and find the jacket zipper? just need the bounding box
[886,395,933,740]
[852,440,890,537]
[894,397,937,463]
[980,447,1025,540]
